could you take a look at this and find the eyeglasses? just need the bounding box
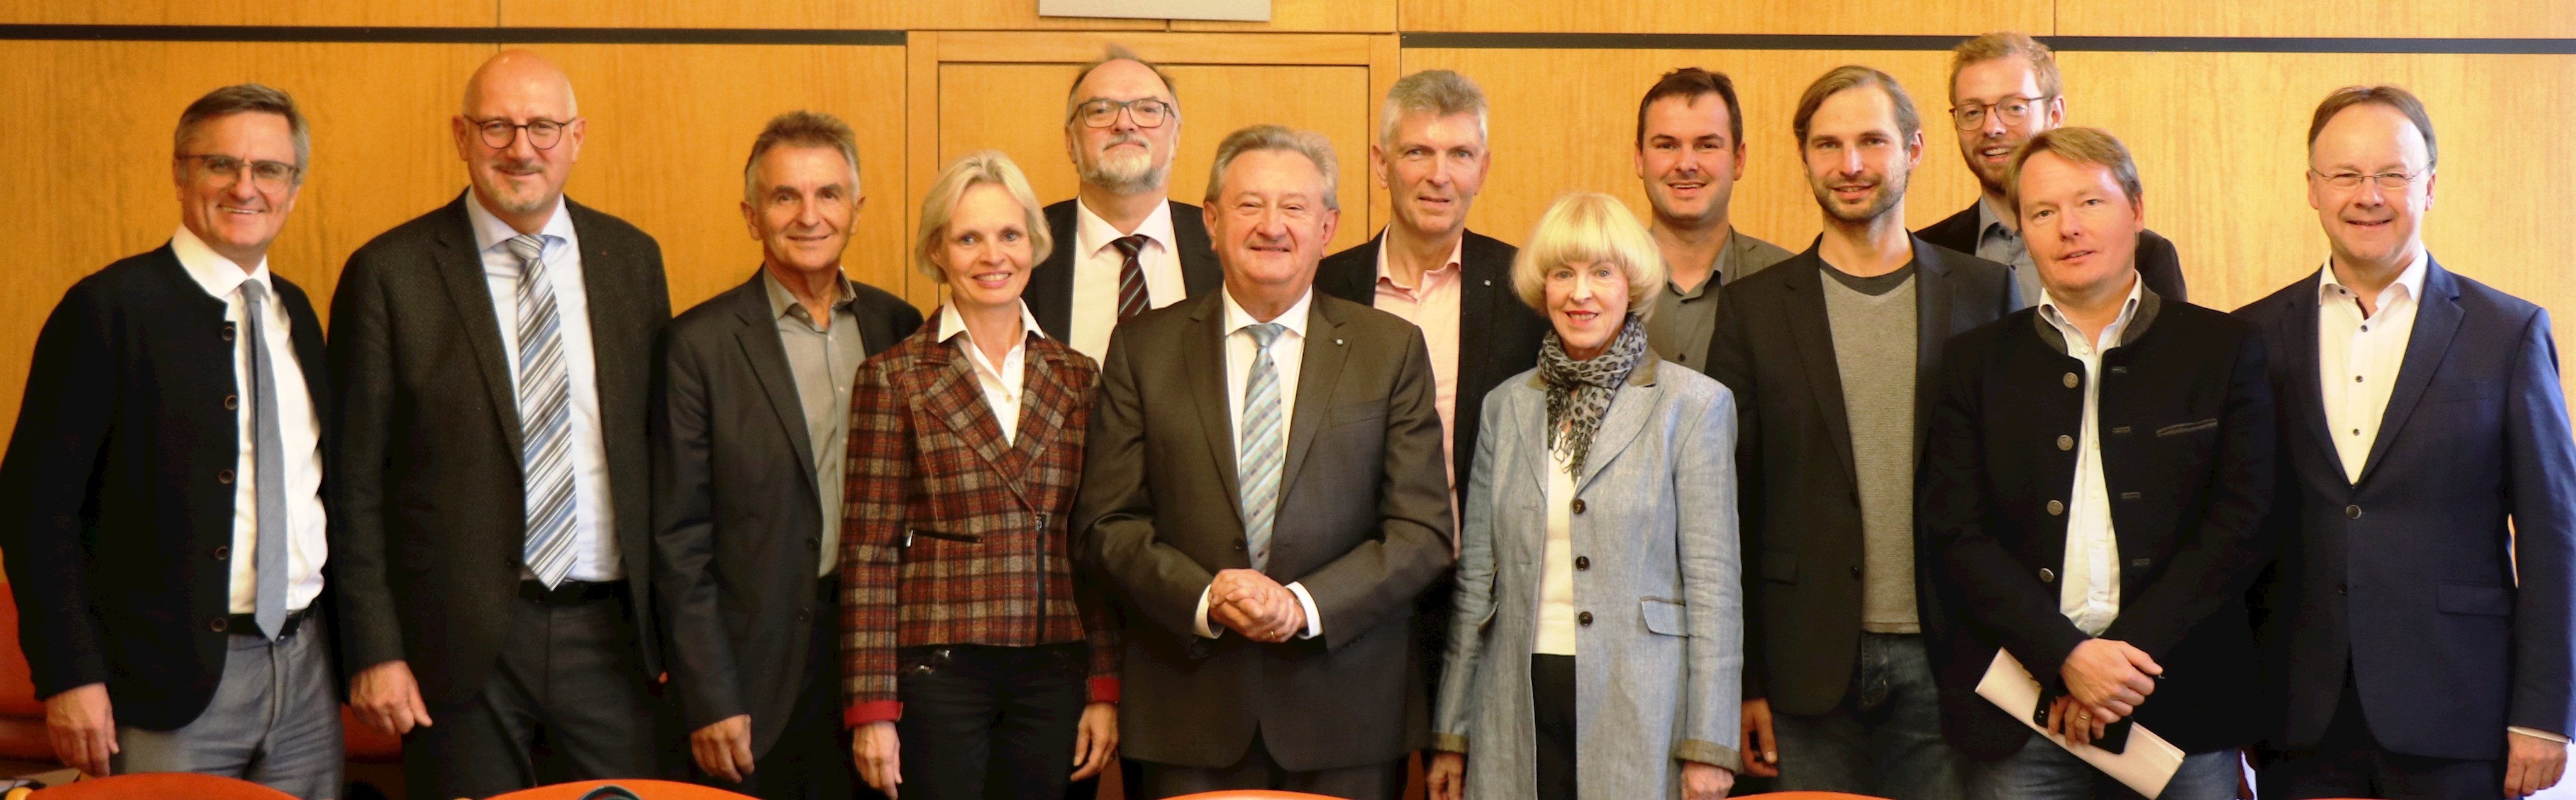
[465,116,574,150]
[1072,98,1174,129]
[1950,96,2053,130]
[177,153,299,192]
[2311,169,2427,190]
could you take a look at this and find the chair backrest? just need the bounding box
[1165,792,1348,799]
[1731,793,1893,800]
[486,779,758,799]
[29,773,298,799]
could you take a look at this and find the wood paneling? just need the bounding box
[1397,48,1982,264]
[1172,0,1396,33]
[495,0,1160,31]
[1397,0,2048,36]
[2057,0,2576,39]
[0,0,488,26]
[543,43,912,313]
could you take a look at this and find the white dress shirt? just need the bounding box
[2038,277,2142,636]
[466,193,620,582]
[1534,445,1579,655]
[171,226,328,614]
[2318,254,2429,483]
[1194,287,1324,640]
[938,301,1049,447]
[1066,197,1188,363]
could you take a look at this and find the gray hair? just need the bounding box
[741,110,862,204]
[914,150,1054,283]
[1202,125,1340,211]
[1379,69,1488,147]
[175,83,311,182]
[1064,45,1179,124]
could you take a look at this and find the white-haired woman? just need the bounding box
[841,150,1120,799]
[1427,192,1743,800]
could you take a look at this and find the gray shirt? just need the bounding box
[1819,262,1921,633]
[1975,195,2045,308]
[764,270,869,577]
[1648,229,1796,373]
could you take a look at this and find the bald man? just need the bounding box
[330,50,675,798]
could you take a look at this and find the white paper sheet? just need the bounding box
[1975,649,2187,797]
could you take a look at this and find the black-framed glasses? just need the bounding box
[1072,98,1174,129]
[176,153,299,192]
[465,116,574,150]
[2310,169,2427,190]
[1949,96,2053,130]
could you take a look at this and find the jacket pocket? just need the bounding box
[905,528,982,546]
[1640,597,1687,636]
[1760,550,1797,583]
[2436,582,2512,616]
[2155,418,2219,437]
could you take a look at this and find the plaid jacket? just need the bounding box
[841,315,1116,726]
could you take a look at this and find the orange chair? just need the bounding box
[340,705,402,762]
[1167,792,1344,799]
[0,581,57,762]
[1733,793,1892,799]
[23,773,296,798]
[487,779,757,799]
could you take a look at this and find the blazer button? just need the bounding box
[2062,372,2080,389]
[2057,435,2074,451]
[2046,499,2064,516]
[225,394,239,411]
[2336,582,2349,596]
[2345,504,2362,519]
[1570,499,1587,514]
[221,324,236,343]
[213,545,230,561]
[218,469,235,485]
[208,616,228,632]
[1574,556,1589,570]
[1848,565,1862,579]
[2039,568,2057,583]
[1233,542,1246,551]
[1577,611,1593,626]
[806,538,821,552]
[797,608,813,622]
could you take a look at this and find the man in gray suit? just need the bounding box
[1074,125,1453,800]
[652,111,920,799]
[331,50,674,799]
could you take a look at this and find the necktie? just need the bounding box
[1238,323,1286,570]
[1112,234,1152,321]
[506,235,579,589]
[240,280,287,639]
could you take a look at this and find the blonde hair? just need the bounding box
[1511,192,1668,321]
[2006,126,2142,216]
[1948,32,2063,101]
[1203,125,1340,211]
[913,150,1053,283]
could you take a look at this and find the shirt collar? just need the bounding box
[1222,286,1314,340]
[169,225,273,300]
[1976,194,2019,241]
[1076,196,1177,258]
[1372,227,1465,291]
[2037,272,2145,352]
[464,191,574,256]
[1665,230,1745,300]
[936,301,1048,347]
[2317,248,2429,307]
[762,268,858,321]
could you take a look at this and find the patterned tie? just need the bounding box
[1112,234,1152,321]
[240,281,288,639]
[505,234,579,589]
[1238,323,1287,570]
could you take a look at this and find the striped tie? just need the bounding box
[1238,323,1286,570]
[1112,234,1152,321]
[505,234,578,589]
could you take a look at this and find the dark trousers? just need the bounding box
[896,642,1087,800]
[404,584,671,799]
[2260,668,2506,799]
[701,580,863,800]
[1135,733,1406,800]
[1531,654,1576,800]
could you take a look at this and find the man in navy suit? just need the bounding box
[2241,84,2573,799]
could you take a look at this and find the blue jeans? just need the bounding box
[1969,736,2242,800]
[1768,633,1968,800]
[113,621,343,799]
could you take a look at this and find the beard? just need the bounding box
[1813,169,1907,226]
[1079,136,1169,195]
[476,159,559,216]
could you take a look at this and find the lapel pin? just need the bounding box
[1334,337,1345,346]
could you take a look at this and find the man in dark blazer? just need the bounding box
[1076,126,1453,800]
[653,111,920,799]
[1703,66,2012,797]
[0,85,341,796]
[1921,32,2185,307]
[1923,128,2273,797]
[330,51,675,799]
[2242,86,2572,799]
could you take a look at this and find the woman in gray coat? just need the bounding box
[1425,193,1743,800]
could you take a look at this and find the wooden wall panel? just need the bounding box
[1397,48,1982,265]
[0,0,488,26]
[496,0,1160,31]
[2057,0,2576,39]
[543,44,911,313]
[1397,0,2049,36]
[1172,0,1396,33]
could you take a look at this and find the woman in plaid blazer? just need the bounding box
[840,151,1121,799]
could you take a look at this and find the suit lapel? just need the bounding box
[1782,262,1861,485]
[729,273,818,494]
[1280,299,1348,501]
[1029,201,1079,342]
[1184,298,1246,519]
[1576,363,1661,493]
[571,201,639,430]
[1010,343,1078,470]
[919,329,1028,501]
[428,196,528,455]
[2276,274,2346,476]
[1510,377,1550,499]
[2357,260,2464,484]
[1912,244,1956,457]
[1172,201,1223,298]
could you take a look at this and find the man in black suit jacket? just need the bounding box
[0,85,341,796]
[1921,32,2186,306]
[1702,66,2012,796]
[1077,126,1452,800]
[1923,128,2273,798]
[653,112,922,799]
[2241,86,2572,800]
[330,51,675,799]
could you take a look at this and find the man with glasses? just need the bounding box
[1028,45,1223,364]
[330,49,675,798]
[2242,85,2573,800]
[0,84,340,797]
[1918,32,2186,306]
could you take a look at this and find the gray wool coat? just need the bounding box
[1433,357,1745,799]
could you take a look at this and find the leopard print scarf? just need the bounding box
[1538,313,1650,477]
